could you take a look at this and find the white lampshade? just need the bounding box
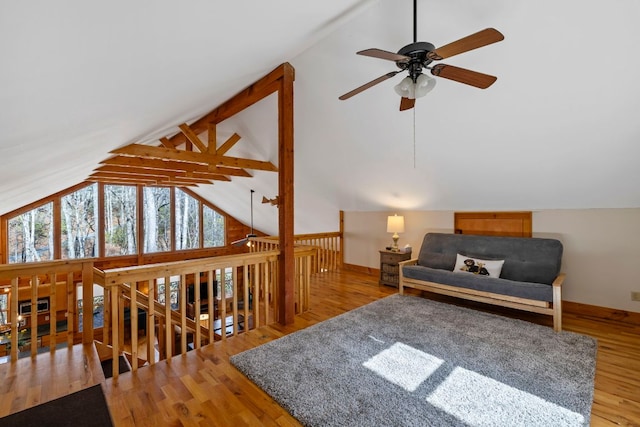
[414,73,436,97]
[394,76,415,99]
[394,74,436,99]
[387,214,405,233]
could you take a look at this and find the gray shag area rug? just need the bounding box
[231,294,597,427]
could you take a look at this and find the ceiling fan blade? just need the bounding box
[427,28,504,61]
[399,97,415,111]
[431,64,497,89]
[357,48,410,62]
[338,71,400,100]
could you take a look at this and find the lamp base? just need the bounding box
[391,233,400,252]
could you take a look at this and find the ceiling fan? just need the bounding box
[338,0,504,111]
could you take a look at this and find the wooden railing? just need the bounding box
[0,259,94,362]
[94,247,315,378]
[0,240,322,377]
[251,232,342,273]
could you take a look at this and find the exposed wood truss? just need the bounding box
[90,63,297,325]
[91,109,277,187]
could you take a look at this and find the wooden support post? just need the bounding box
[82,261,94,344]
[278,63,295,325]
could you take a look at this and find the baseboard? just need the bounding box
[563,300,640,325]
[342,263,379,276]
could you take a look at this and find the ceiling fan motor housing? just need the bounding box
[396,42,435,81]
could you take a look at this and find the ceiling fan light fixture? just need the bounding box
[394,74,436,100]
[394,76,416,99]
[414,73,436,98]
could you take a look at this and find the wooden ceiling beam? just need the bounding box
[207,123,216,154]
[178,123,208,153]
[216,133,241,156]
[111,144,278,172]
[88,175,159,185]
[189,172,231,181]
[91,171,211,186]
[159,137,174,149]
[95,165,178,178]
[101,155,252,177]
[94,165,231,182]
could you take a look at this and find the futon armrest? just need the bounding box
[398,259,417,295]
[552,273,565,289]
[398,258,418,267]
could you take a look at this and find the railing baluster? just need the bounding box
[219,268,227,341]
[180,274,187,354]
[131,282,137,370]
[111,286,120,379]
[207,270,214,344]
[164,275,171,359]
[30,275,38,358]
[49,272,56,353]
[67,274,75,348]
[10,277,18,362]
[147,278,155,365]
[243,263,249,336]
[194,272,201,350]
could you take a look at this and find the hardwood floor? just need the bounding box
[2,269,640,426]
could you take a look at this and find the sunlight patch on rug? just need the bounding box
[427,366,585,426]
[363,342,443,392]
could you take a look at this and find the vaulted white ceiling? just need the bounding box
[2,0,639,235]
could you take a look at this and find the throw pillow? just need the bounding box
[453,253,505,278]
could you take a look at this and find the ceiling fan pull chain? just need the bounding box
[413,107,416,169]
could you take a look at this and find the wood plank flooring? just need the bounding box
[2,269,640,426]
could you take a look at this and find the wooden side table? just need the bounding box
[379,250,412,287]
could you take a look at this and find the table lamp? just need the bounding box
[387,214,405,252]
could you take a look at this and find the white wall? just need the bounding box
[344,208,640,313]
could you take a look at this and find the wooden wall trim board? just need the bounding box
[454,211,532,237]
[563,300,640,325]
[342,263,379,277]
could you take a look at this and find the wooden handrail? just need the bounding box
[251,232,342,272]
[94,248,315,378]
[0,241,320,376]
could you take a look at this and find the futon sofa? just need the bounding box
[399,233,565,331]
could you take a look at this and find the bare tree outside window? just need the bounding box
[175,189,199,250]
[7,203,53,263]
[0,294,8,325]
[104,184,137,256]
[61,183,98,259]
[203,205,225,247]
[143,187,171,253]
